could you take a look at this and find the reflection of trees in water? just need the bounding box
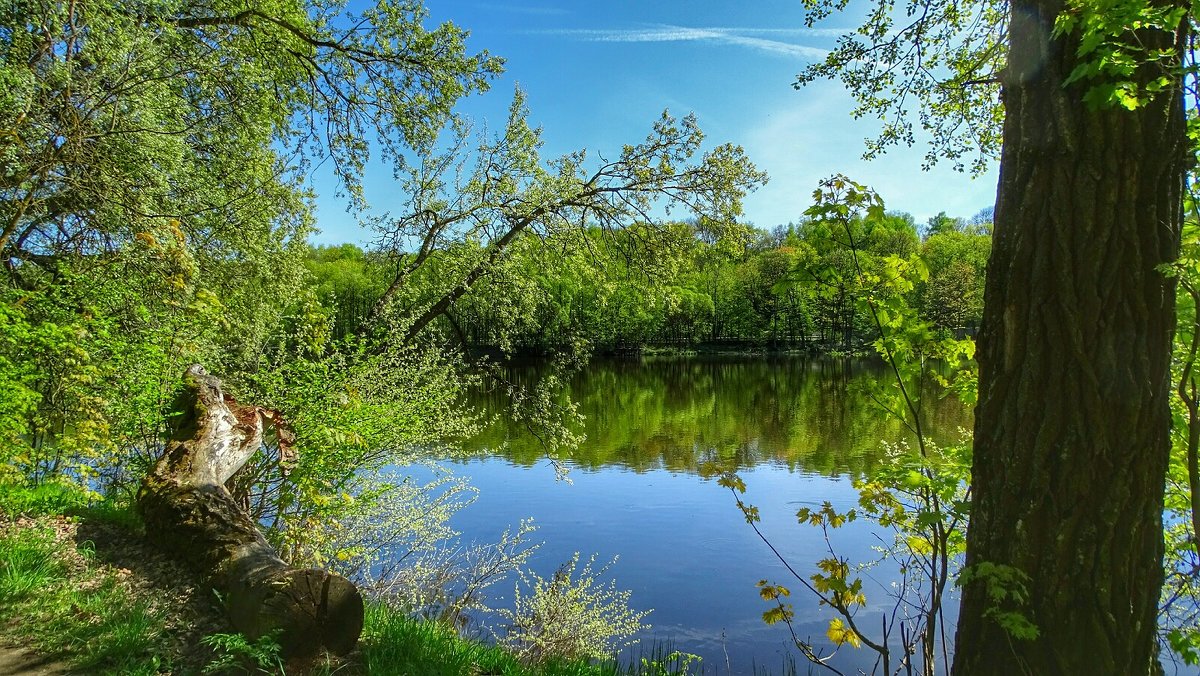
[465,357,972,475]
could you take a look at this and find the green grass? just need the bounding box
[0,477,144,529]
[359,604,705,676]
[0,524,67,604]
[357,606,810,675]
[0,479,92,516]
[0,506,168,674]
[50,574,166,674]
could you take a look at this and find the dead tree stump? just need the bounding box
[137,365,364,657]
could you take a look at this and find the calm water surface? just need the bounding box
[437,357,971,674]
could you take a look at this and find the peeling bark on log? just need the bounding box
[137,365,363,658]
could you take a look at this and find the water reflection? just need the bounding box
[445,356,972,674]
[466,356,972,474]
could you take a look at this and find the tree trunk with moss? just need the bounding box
[137,365,363,658]
[951,0,1187,672]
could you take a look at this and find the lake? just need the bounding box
[426,355,973,674]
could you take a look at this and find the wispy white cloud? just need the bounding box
[714,34,830,59]
[695,27,850,38]
[532,25,835,60]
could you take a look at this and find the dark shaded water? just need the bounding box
[424,356,973,674]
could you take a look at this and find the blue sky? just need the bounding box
[309,1,1000,245]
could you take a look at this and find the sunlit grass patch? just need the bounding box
[359,603,705,675]
[0,525,65,604]
[0,518,168,675]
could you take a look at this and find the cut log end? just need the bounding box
[227,568,365,657]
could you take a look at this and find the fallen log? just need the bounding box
[137,364,363,657]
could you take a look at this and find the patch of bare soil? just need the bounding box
[0,644,72,675]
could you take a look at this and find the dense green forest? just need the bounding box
[309,211,991,354]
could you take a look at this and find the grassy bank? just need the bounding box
[359,610,703,676]
[0,514,176,674]
[0,483,709,675]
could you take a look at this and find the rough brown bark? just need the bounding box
[951,2,1188,674]
[137,365,363,658]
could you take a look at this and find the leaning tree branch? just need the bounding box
[169,9,425,69]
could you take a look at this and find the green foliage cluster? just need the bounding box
[1053,0,1188,109]
[955,563,1038,642]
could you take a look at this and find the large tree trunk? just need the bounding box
[951,2,1188,674]
[137,365,364,658]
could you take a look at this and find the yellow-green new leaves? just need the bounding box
[762,606,795,626]
[812,558,867,610]
[796,501,858,528]
[719,473,763,523]
[826,618,862,648]
[739,503,761,524]
[717,473,747,493]
[758,580,792,601]
[757,581,796,626]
